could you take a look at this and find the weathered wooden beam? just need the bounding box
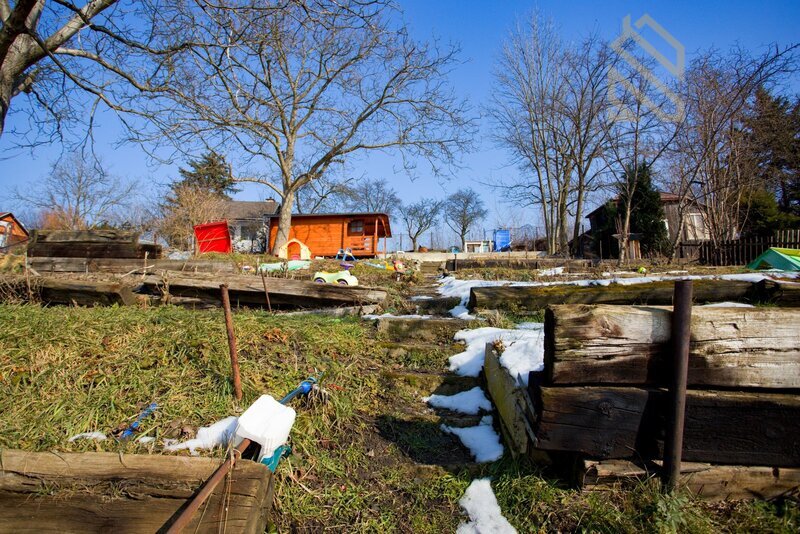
[0,450,272,533]
[28,242,162,259]
[544,304,800,388]
[578,458,800,501]
[484,344,532,457]
[469,278,800,313]
[533,386,800,466]
[31,229,139,243]
[141,273,387,308]
[36,277,138,306]
[373,317,470,343]
[28,257,236,274]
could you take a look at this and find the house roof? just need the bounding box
[222,200,279,220]
[0,212,29,236]
[586,192,683,220]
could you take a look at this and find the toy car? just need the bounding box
[313,270,359,286]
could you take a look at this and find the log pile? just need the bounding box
[521,303,800,498]
[27,229,162,261]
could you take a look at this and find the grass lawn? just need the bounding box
[0,304,797,532]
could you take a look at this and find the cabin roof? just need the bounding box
[0,212,28,235]
[585,192,684,220]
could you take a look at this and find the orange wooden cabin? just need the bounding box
[267,213,392,258]
[0,212,29,252]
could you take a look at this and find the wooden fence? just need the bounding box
[681,229,800,266]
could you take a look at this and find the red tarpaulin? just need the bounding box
[194,221,232,254]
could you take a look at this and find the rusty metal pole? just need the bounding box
[662,279,693,492]
[260,272,273,313]
[164,438,252,533]
[220,284,242,401]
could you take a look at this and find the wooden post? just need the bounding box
[663,280,693,492]
[260,272,272,313]
[453,252,458,272]
[219,284,242,400]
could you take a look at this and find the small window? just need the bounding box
[348,220,364,234]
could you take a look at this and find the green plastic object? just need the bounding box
[258,260,311,273]
[747,247,800,271]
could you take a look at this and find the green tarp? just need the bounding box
[747,247,800,271]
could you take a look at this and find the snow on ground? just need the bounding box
[441,416,504,463]
[164,416,238,455]
[68,431,107,442]
[457,479,517,534]
[362,313,433,319]
[449,325,545,381]
[423,386,492,415]
[409,295,434,301]
[498,323,545,386]
[700,302,755,307]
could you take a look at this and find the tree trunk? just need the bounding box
[0,75,11,137]
[460,234,466,252]
[271,189,295,255]
[410,236,418,251]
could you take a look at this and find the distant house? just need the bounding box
[221,199,279,252]
[0,212,29,252]
[585,192,710,258]
[267,212,392,258]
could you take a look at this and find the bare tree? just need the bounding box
[664,45,798,254]
[139,1,473,254]
[444,188,487,250]
[344,177,401,215]
[490,14,615,256]
[398,199,442,251]
[296,172,354,214]
[158,184,226,249]
[0,0,185,145]
[13,154,135,229]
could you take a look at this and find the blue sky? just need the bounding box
[1,0,798,246]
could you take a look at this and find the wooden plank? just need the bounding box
[32,230,139,243]
[37,277,138,306]
[374,317,470,343]
[141,273,387,308]
[469,279,756,312]
[533,387,800,466]
[545,305,800,388]
[28,242,162,259]
[0,450,272,533]
[578,458,800,500]
[28,257,236,274]
[484,344,530,457]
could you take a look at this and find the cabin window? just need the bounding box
[348,220,364,235]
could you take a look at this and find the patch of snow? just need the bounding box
[164,416,239,455]
[137,436,156,444]
[498,323,545,386]
[700,301,755,307]
[363,313,433,319]
[449,325,544,379]
[68,431,106,442]
[409,295,434,301]
[457,479,517,534]
[450,304,477,320]
[423,387,492,415]
[537,266,564,276]
[441,416,504,463]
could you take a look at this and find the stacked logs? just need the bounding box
[527,303,800,498]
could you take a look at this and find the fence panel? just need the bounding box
[687,230,800,266]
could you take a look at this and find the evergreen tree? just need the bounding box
[745,87,800,215]
[740,189,800,238]
[618,164,671,257]
[173,151,239,198]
